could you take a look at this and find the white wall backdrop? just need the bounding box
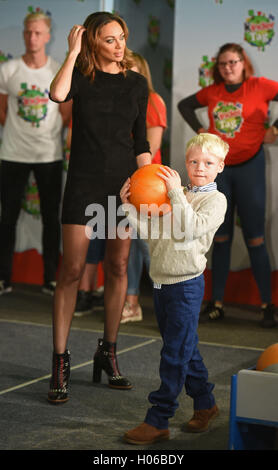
[171,0,278,271]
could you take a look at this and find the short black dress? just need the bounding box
[57,68,150,228]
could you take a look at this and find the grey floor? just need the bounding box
[1,281,278,454]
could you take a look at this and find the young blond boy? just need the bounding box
[120,133,229,445]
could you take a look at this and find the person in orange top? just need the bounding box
[121,52,167,324]
[178,43,278,327]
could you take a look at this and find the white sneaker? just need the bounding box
[120,302,143,324]
[42,281,57,296]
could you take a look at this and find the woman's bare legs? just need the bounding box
[52,226,131,351]
[52,224,90,353]
[103,235,131,342]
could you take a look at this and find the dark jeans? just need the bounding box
[86,238,106,264]
[145,275,215,429]
[127,237,150,295]
[212,146,272,303]
[0,160,63,284]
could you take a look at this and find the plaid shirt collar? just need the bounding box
[186,182,217,193]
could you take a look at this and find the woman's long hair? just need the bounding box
[131,52,166,128]
[212,43,254,84]
[76,11,134,80]
[131,52,154,92]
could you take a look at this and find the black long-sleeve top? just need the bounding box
[52,68,150,226]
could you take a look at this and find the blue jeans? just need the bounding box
[145,275,215,429]
[127,237,150,295]
[212,146,272,303]
[86,238,106,264]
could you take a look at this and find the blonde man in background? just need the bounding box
[0,11,71,296]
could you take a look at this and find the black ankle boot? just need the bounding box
[48,349,70,404]
[93,339,132,389]
[261,304,277,328]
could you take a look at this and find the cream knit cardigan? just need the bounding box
[123,187,227,285]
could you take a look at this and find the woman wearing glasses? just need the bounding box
[178,42,278,328]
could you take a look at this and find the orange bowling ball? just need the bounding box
[256,343,278,373]
[129,164,171,216]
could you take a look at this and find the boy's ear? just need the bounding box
[218,161,225,173]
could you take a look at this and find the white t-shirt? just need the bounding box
[0,56,63,163]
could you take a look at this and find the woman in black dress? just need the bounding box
[48,12,151,403]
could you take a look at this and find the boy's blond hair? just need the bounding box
[186,133,229,161]
[24,12,51,31]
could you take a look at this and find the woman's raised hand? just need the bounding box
[68,25,86,56]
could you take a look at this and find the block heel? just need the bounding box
[92,338,132,390]
[92,356,102,383]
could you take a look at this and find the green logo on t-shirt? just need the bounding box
[213,101,243,138]
[17,83,49,127]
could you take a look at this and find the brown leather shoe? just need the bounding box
[123,422,170,445]
[186,404,219,433]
